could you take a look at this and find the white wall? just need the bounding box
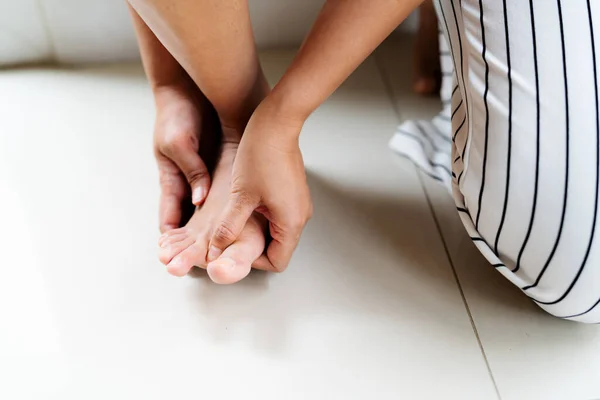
[0,1,54,65]
[0,0,416,65]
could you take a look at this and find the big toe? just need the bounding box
[207,257,248,284]
[207,233,264,285]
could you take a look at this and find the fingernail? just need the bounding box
[192,187,206,205]
[207,246,222,262]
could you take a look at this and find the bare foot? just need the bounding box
[413,0,441,96]
[157,140,267,284]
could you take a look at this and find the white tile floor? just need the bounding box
[0,36,598,400]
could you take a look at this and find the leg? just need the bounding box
[437,0,600,322]
[128,0,269,129]
[128,0,271,282]
[413,0,441,96]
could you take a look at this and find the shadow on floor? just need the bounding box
[182,169,550,355]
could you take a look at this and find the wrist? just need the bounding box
[257,88,311,131]
[152,76,197,110]
[241,95,306,146]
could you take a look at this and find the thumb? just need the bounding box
[169,146,211,205]
[208,192,257,262]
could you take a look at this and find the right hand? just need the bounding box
[207,101,313,272]
[153,83,212,233]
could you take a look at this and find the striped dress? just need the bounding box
[390,0,600,323]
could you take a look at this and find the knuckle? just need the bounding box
[161,133,194,156]
[288,213,307,232]
[231,189,255,210]
[158,174,185,194]
[290,219,304,232]
[158,169,178,185]
[213,223,237,244]
[186,168,208,184]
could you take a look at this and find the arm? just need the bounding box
[128,3,188,91]
[208,0,423,272]
[265,0,423,122]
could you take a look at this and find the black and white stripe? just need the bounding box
[390,0,600,323]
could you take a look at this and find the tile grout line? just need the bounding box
[416,172,501,400]
[371,47,501,400]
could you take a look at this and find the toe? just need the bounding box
[158,236,195,265]
[207,222,265,284]
[158,227,189,247]
[166,240,208,277]
[159,233,189,248]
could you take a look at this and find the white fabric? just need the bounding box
[391,0,600,323]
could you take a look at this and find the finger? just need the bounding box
[207,192,258,262]
[159,192,182,233]
[263,221,303,273]
[176,154,211,205]
[157,158,187,233]
[206,221,265,284]
[251,254,279,273]
[163,140,211,205]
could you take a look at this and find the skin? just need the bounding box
[207,0,424,274]
[130,0,429,281]
[413,0,441,96]
[128,3,273,282]
[129,5,212,231]
[159,142,268,282]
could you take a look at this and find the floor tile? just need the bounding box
[0,51,495,399]
[375,34,600,400]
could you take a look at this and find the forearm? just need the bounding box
[127,3,190,93]
[266,0,423,123]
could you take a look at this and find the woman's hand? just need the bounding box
[153,83,213,232]
[128,6,217,233]
[207,101,312,272]
[206,0,421,272]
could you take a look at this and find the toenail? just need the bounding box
[207,246,222,262]
[168,255,183,269]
